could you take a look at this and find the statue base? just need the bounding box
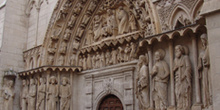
[167,106,176,110]
[191,104,202,110]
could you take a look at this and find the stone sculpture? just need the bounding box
[117,6,129,34]
[68,13,77,28]
[47,76,58,110]
[83,55,87,69]
[151,49,170,110]
[47,55,54,65]
[92,54,96,68]
[105,9,117,37]
[105,49,111,66]
[63,29,71,41]
[136,55,150,110]
[124,44,131,61]
[21,80,28,110]
[129,11,137,32]
[87,54,92,69]
[173,45,192,110]
[60,77,71,110]
[198,33,212,108]
[36,77,46,110]
[100,52,105,67]
[130,42,136,60]
[28,78,37,110]
[93,15,102,41]
[78,55,83,67]
[111,48,118,64]
[95,52,100,68]
[3,80,14,110]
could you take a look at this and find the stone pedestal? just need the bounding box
[191,104,202,110]
[167,106,176,110]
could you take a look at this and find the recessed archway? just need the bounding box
[98,94,123,110]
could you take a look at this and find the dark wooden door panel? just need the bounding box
[99,95,123,110]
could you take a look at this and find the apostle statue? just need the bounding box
[198,33,212,108]
[28,78,37,110]
[60,77,71,110]
[151,49,170,110]
[36,77,46,110]
[136,55,150,110]
[3,80,14,110]
[47,76,58,110]
[21,80,28,110]
[173,45,192,110]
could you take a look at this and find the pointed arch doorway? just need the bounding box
[98,94,123,110]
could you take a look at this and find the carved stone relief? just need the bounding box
[60,77,71,110]
[28,78,37,110]
[36,77,46,110]
[3,80,15,110]
[47,76,58,110]
[21,80,28,110]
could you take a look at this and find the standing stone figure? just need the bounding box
[105,49,111,66]
[83,55,87,70]
[87,54,92,69]
[37,77,46,110]
[130,42,136,60]
[198,33,212,108]
[124,44,131,61]
[100,52,106,67]
[95,52,100,68]
[105,9,117,37]
[136,55,150,110]
[3,80,14,110]
[92,55,96,69]
[117,6,129,35]
[151,49,170,110]
[60,77,71,110]
[173,45,192,110]
[111,48,118,64]
[28,78,37,110]
[47,76,58,110]
[21,80,29,110]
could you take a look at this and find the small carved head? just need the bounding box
[200,33,208,48]
[49,76,57,84]
[155,49,165,61]
[7,80,14,88]
[62,77,69,85]
[175,45,185,58]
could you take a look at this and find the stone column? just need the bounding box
[147,46,154,110]
[168,40,175,110]
[191,34,202,110]
[201,0,220,109]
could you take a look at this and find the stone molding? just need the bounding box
[18,66,82,77]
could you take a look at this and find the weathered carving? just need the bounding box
[105,49,111,66]
[130,42,136,60]
[36,77,46,110]
[51,28,62,40]
[78,55,83,67]
[87,0,98,15]
[92,54,96,68]
[151,49,169,110]
[83,55,87,69]
[28,78,37,110]
[85,27,94,45]
[47,55,54,65]
[73,2,83,15]
[60,42,67,54]
[72,40,80,51]
[124,44,131,62]
[57,0,72,20]
[21,80,28,110]
[117,6,129,35]
[87,54,92,69]
[100,52,106,67]
[198,34,212,108]
[173,45,192,110]
[95,52,100,68]
[75,27,85,40]
[3,80,14,110]
[60,77,71,110]
[129,11,138,32]
[48,39,57,54]
[136,55,150,110]
[47,76,58,110]
[118,46,124,63]
[111,48,118,65]
[58,55,65,66]
[104,9,118,37]
[69,54,76,66]
[93,15,103,41]
[68,13,77,28]
[63,29,71,41]
[81,14,91,28]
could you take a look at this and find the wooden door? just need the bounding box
[98,95,123,110]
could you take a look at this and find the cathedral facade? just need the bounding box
[0,0,220,110]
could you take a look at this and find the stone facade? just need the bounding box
[0,0,220,110]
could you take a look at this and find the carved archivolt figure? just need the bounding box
[58,55,65,66]
[93,15,102,41]
[105,49,111,66]
[86,27,94,45]
[198,34,212,108]
[60,77,71,110]
[87,54,92,69]
[37,77,46,110]
[48,55,54,65]
[117,6,129,35]
[95,52,100,68]
[124,44,131,61]
[83,55,87,69]
[173,45,192,110]
[47,76,58,110]
[129,11,137,32]
[68,13,77,28]
[130,42,136,60]
[151,49,169,110]
[136,55,150,110]
[63,29,71,41]
[3,80,14,110]
[21,80,28,110]
[105,9,117,37]
[111,48,118,64]
[60,42,67,54]
[28,78,37,110]
[87,0,98,15]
